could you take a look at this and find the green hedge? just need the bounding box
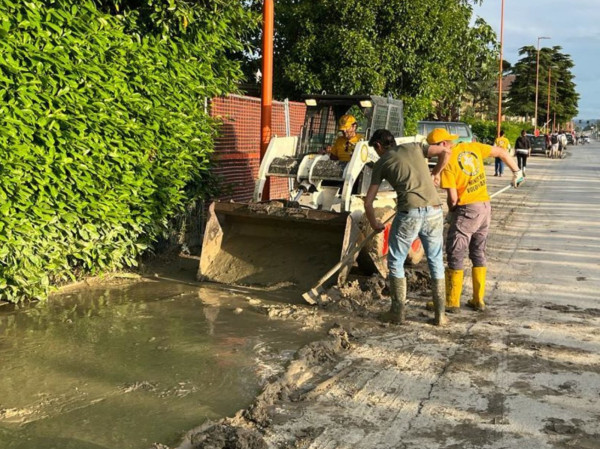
[467,119,529,147]
[0,0,254,302]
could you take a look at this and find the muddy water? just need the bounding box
[0,280,321,449]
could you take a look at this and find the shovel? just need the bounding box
[302,213,396,304]
[490,184,512,199]
[490,176,525,199]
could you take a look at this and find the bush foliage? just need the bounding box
[467,119,529,146]
[0,0,255,302]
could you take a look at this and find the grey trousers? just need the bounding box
[446,201,491,270]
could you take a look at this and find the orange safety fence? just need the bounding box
[210,94,306,202]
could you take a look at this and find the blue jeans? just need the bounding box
[388,206,445,280]
[494,157,504,175]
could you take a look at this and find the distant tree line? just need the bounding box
[506,46,578,129]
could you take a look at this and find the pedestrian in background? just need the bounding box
[514,130,532,176]
[430,128,523,312]
[494,130,510,177]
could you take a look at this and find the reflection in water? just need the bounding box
[0,280,320,449]
[201,291,220,336]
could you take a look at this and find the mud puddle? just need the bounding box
[0,279,323,449]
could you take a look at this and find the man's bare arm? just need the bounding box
[364,184,384,232]
[430,148,450,177]
[490,145,519,172]
[446,187,459,210]
[426,144,450,158]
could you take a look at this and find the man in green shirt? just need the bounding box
[365,129,451,326]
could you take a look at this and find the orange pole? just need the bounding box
[553,78,557,133]
[496,0,504,137]
[534,41,540,132]
[260,0,274,200]
[546,67,551,132]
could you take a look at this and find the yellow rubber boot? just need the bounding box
[446,268,463,312]
[467,266,486,311]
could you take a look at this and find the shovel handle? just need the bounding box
[308,212,397,293]
[489,184,513,199]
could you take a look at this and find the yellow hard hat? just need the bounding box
[426,128,459,144]
[338,114,357,131]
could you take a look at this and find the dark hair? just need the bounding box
[369,129,395,149]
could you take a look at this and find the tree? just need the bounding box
[244,0,492,132]
[434,17,498,121]
[506,45,579,128]
[463,58,511,122]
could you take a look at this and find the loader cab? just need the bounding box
[256,94,404,209]
[299,95,404,156]
[296,95,404,198]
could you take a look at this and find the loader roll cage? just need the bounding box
[298,95,404,156]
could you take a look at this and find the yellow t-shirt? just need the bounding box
[440,142,492,205]
[494,136,510,150]
[330,133,363,162]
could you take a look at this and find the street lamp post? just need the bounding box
[546,66,551,133]
[534,36,551,133]
[553,76,558,133]
[496,0,505,138]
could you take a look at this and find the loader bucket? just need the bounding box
[198,202,354,290]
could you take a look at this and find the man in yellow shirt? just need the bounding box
[428,128,523,312]
[493,130,510,177]
[328,114,363,162]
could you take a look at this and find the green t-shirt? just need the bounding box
[370,142,441,211]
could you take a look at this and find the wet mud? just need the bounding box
[172,266,443,449]
[0,279,324,449]
[178,325,353,449]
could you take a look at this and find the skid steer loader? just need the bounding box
[198,94,425,291]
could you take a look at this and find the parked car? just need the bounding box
[527,134,548,155]
[566,133,574,145]
[417,121,475,143]
[580,135,590,144]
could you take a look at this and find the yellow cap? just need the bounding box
[338,114,357,131]
[426,128,459,144]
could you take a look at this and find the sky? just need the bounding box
[472,0,600,121]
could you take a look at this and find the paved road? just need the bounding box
[183,142,600,449]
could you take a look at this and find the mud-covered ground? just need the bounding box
[158,146,600,449]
